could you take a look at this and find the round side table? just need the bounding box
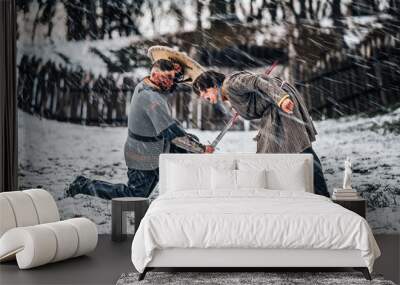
[111,197,149,242]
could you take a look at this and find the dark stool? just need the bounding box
[111,197,149,242]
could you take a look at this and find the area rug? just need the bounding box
[116,271,395,285]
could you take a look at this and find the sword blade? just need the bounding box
[211,112,239,148]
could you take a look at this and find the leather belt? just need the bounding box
[128,130,163,142]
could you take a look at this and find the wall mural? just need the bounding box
[17,0,400,234]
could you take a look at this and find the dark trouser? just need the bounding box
[302,147,330,197]
[68,143,191,200]
[69,168,159,200]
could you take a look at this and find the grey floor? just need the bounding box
[1,234,399,285]
[0,235,134,285]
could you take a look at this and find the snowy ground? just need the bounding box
[18,108,400,234]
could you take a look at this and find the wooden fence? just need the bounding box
[16,59,202,129]
[17,57,135,126]
[18,27,400,128]
[16,56,239,130]
[295,28,400,119]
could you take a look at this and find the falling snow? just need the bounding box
[18,108,400,234]
[16,0,400,234]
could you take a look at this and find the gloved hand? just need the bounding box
[203,145,215,154]
[281,98,294,114]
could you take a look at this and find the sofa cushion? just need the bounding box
[23,189,60,223]
[0,192,39,227]
[0,196,17,237]
[0,189,60,238]
[42,221,79,262]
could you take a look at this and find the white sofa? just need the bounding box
[0,189,98,269]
